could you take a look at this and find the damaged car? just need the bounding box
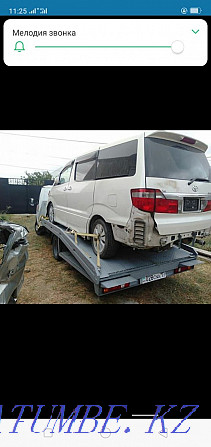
[0,221,28,303]
[47,131,211,258]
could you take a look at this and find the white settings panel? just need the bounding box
[4,18,207,66]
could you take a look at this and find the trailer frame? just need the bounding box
[40,218,202,297]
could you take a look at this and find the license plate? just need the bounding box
[142,272,166,284]
[184,197,199,212]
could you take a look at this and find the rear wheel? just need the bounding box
[52,235,62,261]
[8,289,18,304]
[8,296,17,304]
[90,218,119,259]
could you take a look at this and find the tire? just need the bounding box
[48,203,55,223]
[8,289,17,304]
[90,218,119,259]
[35,220,45,235]
[8,297,17,304]
[52,235,62,261]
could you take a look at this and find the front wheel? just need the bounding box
[35,220,45,235]
[90,218,119,259]
[48,203,55,223]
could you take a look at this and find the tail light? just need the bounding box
[174,266,194,274]
[131,189,155,212]
[131,189,178,214]
[181,137,196,145]
[103,283,130,293]
[201,200,211,212]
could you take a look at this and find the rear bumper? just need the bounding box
[131,221,211,250]
[154,211,211,236]
[112,207,211,250]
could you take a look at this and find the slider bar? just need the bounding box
[35,45,171,48]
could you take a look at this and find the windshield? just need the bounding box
[145,137,211,181]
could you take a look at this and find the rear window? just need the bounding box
[96,140,137,180]
[145,137,211,181]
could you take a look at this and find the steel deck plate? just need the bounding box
[41,220,197,286]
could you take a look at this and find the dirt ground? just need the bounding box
[5,214,211,304]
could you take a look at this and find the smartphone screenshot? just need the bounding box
[0,0,210,445]
[0,0,210,301]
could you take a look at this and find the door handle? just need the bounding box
[63,186,72,191]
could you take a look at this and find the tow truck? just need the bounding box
[39,218,202,297]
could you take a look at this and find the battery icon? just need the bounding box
[190,7,202,13]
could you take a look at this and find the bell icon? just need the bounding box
[14,41,25,52]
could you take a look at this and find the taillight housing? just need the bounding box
[174,265,194,274]
[103,283,130,293]
[131,189,155,212]
[201,200,211,212]
[181,137,196,145]
[131,189,178,214]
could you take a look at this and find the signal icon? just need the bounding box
[29,8,38,14]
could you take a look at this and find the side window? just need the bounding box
[96,140,138,180]
[59,165,73,184]
[75,159,96,182]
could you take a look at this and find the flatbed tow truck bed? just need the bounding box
[41,219,202,297]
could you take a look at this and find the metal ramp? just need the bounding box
[41,219,201,296]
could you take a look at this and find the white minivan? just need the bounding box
[47,131,211,258]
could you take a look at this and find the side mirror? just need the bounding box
[54,176,60,186]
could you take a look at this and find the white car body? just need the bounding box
[47,131,211,251]
[36,185,52,222]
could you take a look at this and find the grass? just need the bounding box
[0,213,12,221]
[2,214,211,304]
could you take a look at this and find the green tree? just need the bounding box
[21,171,53,186]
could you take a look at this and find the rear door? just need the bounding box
[66,152,97,233]
[144,133,211,235]
[92,139,139,226]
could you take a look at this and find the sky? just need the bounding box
[0,130,211,179]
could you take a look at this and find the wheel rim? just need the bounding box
[49,206,54,222]
[93,223,106,254]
